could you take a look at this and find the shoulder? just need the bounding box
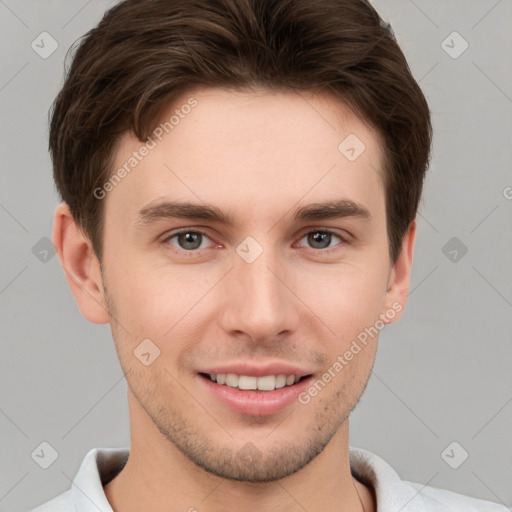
[25,446,129,512]
[26,490,72,512]
[349,446,508,511]
[406,479,509,511]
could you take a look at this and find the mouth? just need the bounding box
[200,372,310,391]
[197,369,314,416]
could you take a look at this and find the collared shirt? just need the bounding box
[28,446,507,511]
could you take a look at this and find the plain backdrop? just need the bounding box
[1,1,511,510]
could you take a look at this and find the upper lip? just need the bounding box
[199,361,313,378]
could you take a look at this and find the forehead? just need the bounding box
[104,87,386,226]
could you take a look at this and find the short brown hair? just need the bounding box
[50,0,432,264]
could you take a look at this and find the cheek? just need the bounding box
[106,255,213,340]
[295,258,390,340]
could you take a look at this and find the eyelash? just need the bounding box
[162,228,349,255]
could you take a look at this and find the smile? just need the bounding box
[198,370,312,416]
[206,373,302,391]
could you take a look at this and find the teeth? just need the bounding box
[257,375,276,391]
[275,374,287,389]
[208,373,299,391]
[226,373,238,387]
[238,375,257,390]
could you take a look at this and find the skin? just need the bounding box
[53,87,416,512]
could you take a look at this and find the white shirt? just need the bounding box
[28,446,508,511]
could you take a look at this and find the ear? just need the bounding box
[381,220,417,325]
[52,203,110,324]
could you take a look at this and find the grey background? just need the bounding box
[1,0,511,510]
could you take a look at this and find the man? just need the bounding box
[30,0,506,510]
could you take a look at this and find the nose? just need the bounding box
[216,244,300,345]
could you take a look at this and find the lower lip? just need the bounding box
[198,375,312,416]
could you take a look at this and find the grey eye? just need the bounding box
[299,231,342,250]
[167,231,211,251]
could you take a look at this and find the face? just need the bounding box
[98,87,407,482]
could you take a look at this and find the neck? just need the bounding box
[104,390,375,512]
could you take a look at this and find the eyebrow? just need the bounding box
[135,198,371,227]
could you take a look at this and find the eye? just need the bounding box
[297,230,345,250]
[164,229,216,251]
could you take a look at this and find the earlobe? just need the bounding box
[381,220,417,325]
[52,203,110,324]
